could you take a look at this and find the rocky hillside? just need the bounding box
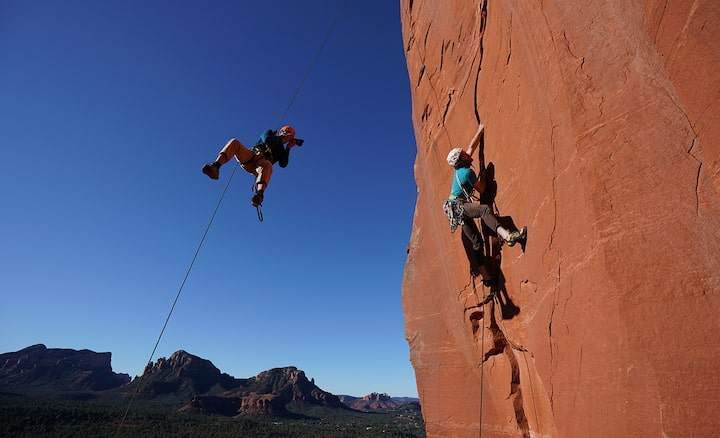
[0,344,130,392]
[180,366,347,418]
[400,0,720,437]
[340,392,402,411]
[119,350,244,399]
[0,346,388,419]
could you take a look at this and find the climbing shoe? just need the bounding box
[505,226,527,247]
[251,190,264,207]
[202,162,220,180]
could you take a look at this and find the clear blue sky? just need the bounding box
[0,1,419,397]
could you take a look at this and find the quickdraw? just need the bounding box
[443,198,465,232]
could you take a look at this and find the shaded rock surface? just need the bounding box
[0,344,130,391]
[126,350,243,399]
[179,366,347,418]
[400,0,720,437]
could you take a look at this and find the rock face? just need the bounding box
[130,350,242,398]
[341,392,400,411]
[400,1,720,437]
[180,366,347,417]
[0,344,130,391]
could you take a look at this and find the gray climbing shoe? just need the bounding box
[506,226,527,247]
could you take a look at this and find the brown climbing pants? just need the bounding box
[218,138,273,189]
[461,202,500,252]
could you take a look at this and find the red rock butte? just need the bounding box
[400,0,720,436]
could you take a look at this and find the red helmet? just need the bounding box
[279,125,295,138]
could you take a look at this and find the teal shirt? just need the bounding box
[450,167,476,199]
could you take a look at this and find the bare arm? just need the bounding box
[466,123,485,157]
[470,123,486,194]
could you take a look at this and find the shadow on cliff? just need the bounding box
[461,135,526,320]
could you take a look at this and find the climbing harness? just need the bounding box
[115,2,349,435]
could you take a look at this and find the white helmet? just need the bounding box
[446,148,463,167]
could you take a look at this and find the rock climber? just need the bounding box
[446,123,527,285]
[202,126,303,206]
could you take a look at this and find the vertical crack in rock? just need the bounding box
[440,39,445,70]
[423,22,431,49]
[548,267,558,408]
[422,103,431,122]
[688,136,703,215]
[473,0,488,124]
[470,301,531,436]
[661,87,704,216]
[508,348,531,438]
[443,89,455,122]
[478,0,488,62]
[695,163,702,216]
[653,0,671,43]
[549,264,565,410]
[560,30,589,83]
[506,14,513,66]
[549,125,559,248]
[473,61,482,124]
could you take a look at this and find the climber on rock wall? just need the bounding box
[445,123,527,285]
[202,126,304,207]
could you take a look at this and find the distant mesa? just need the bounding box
[0,344,130,392]
[339,392,402,411]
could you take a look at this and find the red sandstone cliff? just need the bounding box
[400,1,720,436]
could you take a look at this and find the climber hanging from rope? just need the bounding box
[443,123,527,285]
[202,126,305,207]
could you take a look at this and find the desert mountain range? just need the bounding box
[0,344,417,418]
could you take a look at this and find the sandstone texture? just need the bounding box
[400,1,720,437]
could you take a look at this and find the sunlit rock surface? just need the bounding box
[400,0,720,436]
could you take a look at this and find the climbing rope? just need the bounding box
[115,163,239,436]
[470,274,493,438]
[253,0,349,222]
[421,2,489,433]
[274,0,349,133]
[114,2,349,434]
[479,283,486,438]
